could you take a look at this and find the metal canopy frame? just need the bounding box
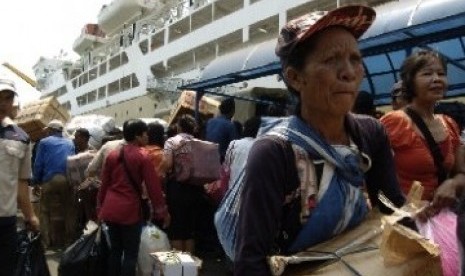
[179,0,465,108]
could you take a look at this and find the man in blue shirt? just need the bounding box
[205,98,238,162]
[34,119,75,247]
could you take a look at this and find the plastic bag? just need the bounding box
[416,210,459,276]
[58,227,109,276]
[137,223,170,276]
[15,230,51,276]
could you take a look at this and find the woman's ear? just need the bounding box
[284,66,304,93]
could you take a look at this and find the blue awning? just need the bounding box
[180,0,465,105]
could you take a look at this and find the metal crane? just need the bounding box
[1,62,37,88]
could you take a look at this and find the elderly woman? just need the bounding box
[380,50,465,215]
[234,6,405,275]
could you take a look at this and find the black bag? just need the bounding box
[404,107,448,183]
[58,227,108,276]
[15,230,51,276]
[120,146,151,222]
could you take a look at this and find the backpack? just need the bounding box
[214,136,299,261]
[172,138,221,185]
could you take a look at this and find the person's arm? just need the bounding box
[428,140,465,211]
[17,179,39,231]
[234,138,290,275]
[142,155,170,227]
[159,138,175,178]
[364,120,405,212]
[18,143,39,231]
[33,142,45,184]
[96,152,112,213]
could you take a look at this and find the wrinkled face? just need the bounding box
[0,90,14,120]
[286,27,365,118]
[412,57,447,104]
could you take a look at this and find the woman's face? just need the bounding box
[412,57,447,104]
[287,27,365,118]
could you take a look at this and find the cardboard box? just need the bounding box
[16,96,70,141]
[272,211,441,276]
[167,91,219,126]
[150,251,198,276]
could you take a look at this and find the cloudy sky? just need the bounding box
[0,0,109,78]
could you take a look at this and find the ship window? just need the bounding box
[126,110,129,115]
[109,55,121,71]
[89,68,98,81]
[83,72,89,85]
[131,73,139,88]
[58,86,67,96]
[121,75,131,91]
[98,86,106,99]
[108,80,120,96]
[99,62,107,76]
[79,75,84,87]
[62,101,71,110]
[121,52,129,65]
[77,95,87,106]
[87,90,97,103]
[139,107,142,112]
[139,40,148,55]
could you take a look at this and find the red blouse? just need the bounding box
[380,110,461,200]
[97,144,168,224]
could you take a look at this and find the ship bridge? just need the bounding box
[180,0,465,107]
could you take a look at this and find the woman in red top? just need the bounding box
[98,119,170,276]
[381,50,465,215]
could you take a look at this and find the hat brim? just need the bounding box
[0,87,17,96]
[298,5,376,46]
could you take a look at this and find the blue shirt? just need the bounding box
[205,115,237,160]
[33,133,75,183]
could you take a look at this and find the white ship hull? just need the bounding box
[33,0,390,125]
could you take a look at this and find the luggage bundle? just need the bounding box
[66,151,96,188]
[15,230,50,276]
[65,115,116,149]
[172,138,221,185]
[58,227,109,276]
[15,96,70,142]
[167,90,219,126]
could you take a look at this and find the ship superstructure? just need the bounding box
[33,0,391,124]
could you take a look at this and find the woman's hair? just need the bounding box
[123,119,148,142]
[243,116,261,138]
[400,49,447,102]
[147,122,165,147]
[280,30,322,117]
[176,114,197,135]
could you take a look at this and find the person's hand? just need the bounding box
[432,178,459,209]
[32,186,41,198]
[25,214,40,232]
[162,213,171,229]
[416,178,459,222]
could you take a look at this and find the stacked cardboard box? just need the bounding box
[15,97,70,141]
[274,211,441,276]
[167,91,219,126]
[150,251,199,276]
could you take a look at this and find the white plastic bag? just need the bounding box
[137,223,170,276]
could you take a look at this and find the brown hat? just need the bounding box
[275,5,376,65]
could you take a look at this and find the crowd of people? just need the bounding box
[1,4,465,276]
